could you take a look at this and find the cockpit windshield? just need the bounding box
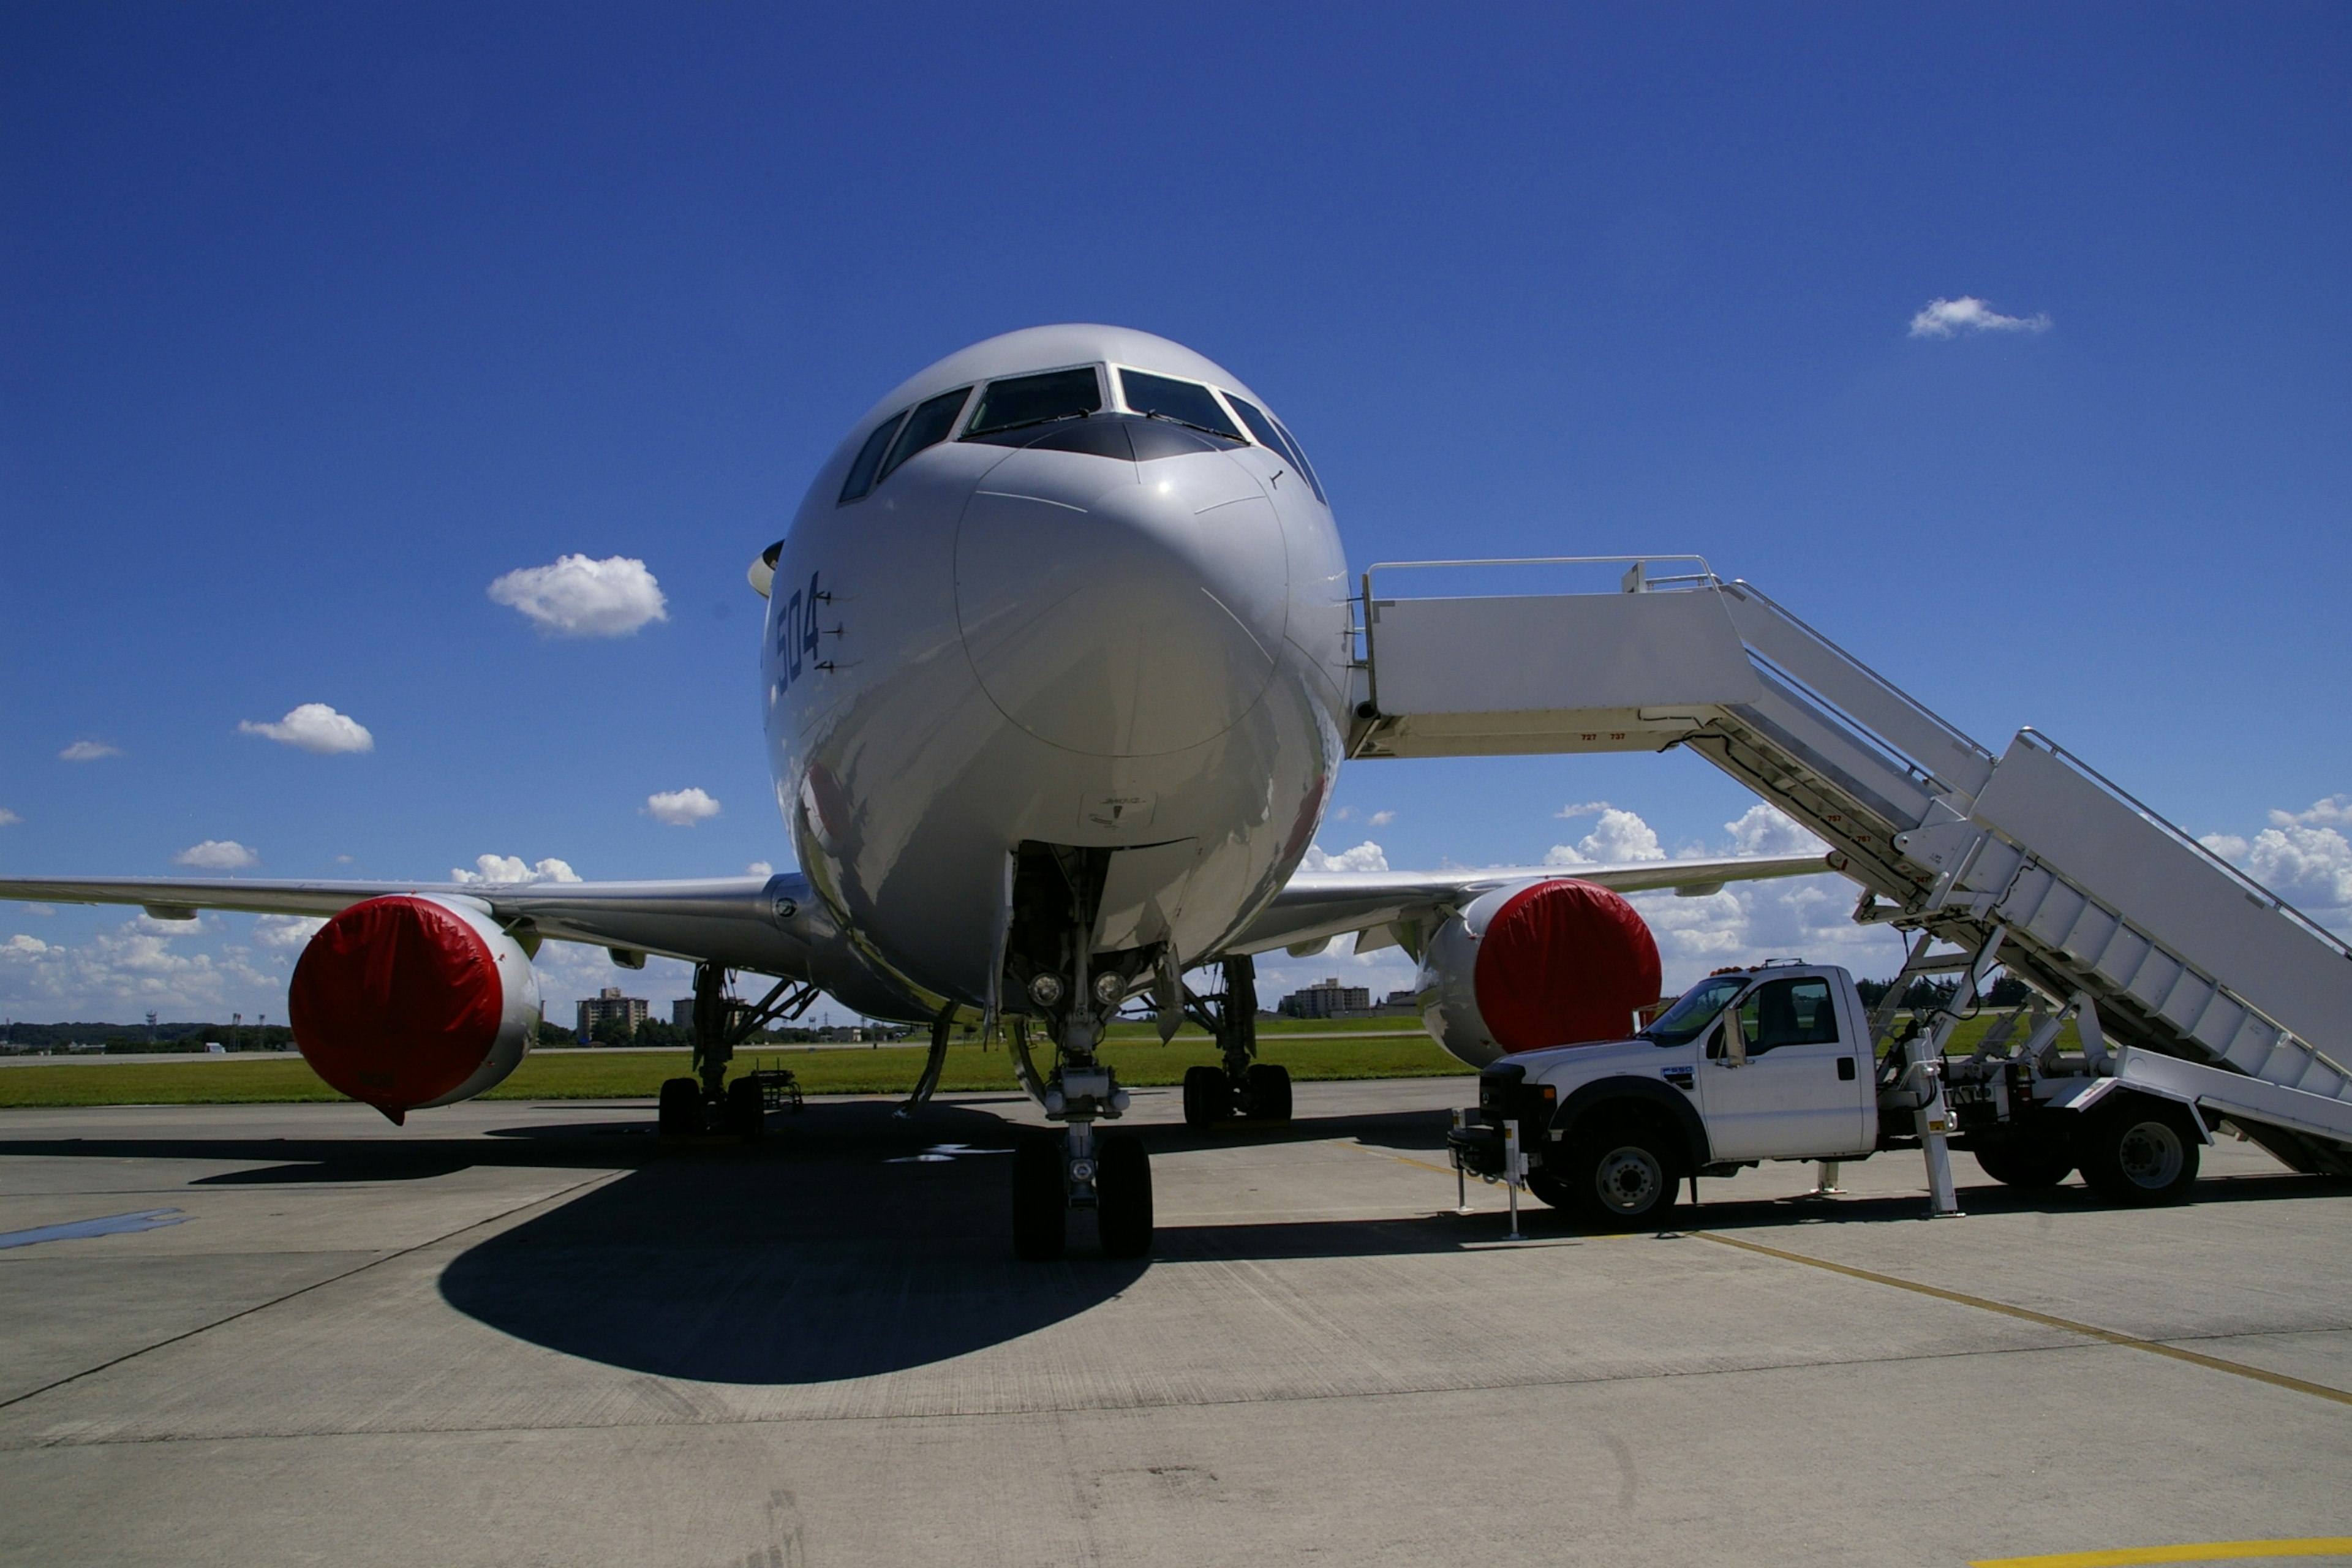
[1225,392,1328,504]
[963,367,1103,439]
[1639,974,1749,1047]
[1117,368,1243,442]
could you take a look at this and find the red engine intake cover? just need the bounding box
[289,895,506,1115]
[1472,880,1662,1052]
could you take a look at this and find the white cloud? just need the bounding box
[1301,840,1390,873]
[0,809,18,826]
[1330,805,1355,822]
[746,861,775,876]
[2245,824,2352,910]
[645,788,721,826]
[1544,807,1666,866]
[450,854,583,885]
[2200,832,2250,861]
[1367,810,1396,827]
[1555,799,1610,819]
[174,840,259,870]
[2269,796,2352,830]
[239,703,374,755]
[253,915,326,952]
[23,905,55,916]
[60,741,122,762]
[1908,296,2052,338]
[1723,803,1829,858]
[0,913,279,1015]
[489,554,668,638]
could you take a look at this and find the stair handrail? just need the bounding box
[1721,580,1996,772]
[1362,554,1718,603]
[2012,729,2352,967]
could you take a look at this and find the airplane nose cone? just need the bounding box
[954,441,1289,758]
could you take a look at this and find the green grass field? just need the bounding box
[0,1011,2072,1109]
[0,1033,1472,1109]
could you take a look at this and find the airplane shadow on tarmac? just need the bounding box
[438,1099,1152,1385]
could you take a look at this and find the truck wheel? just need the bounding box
[2075,1098,2200,1205]
[1972,1134,2073,1189]
[1567,1124,1679,1231]
[1525,1168,1575,1210]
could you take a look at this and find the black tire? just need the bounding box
[2075,1098,2201,1205]
[724,1076,765,1140]
[658,1077,704,1138]
[1182,1065,1231,1126]
[1096,1132,1154,1259]
[1244,1062,1292,1123]
[1012,1134,1067,1261]
[1564,1121,1680,1231]
[1525,1167,1576,1210]
[1971,1134,2073,1189]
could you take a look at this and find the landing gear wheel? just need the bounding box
[2076,1099,2199,1205]
[724,1076,765,1140]
[1012,1134,1067,1261]
[1566,1124,1679,1231]
[1243,1062,1292,1123]
[1182,1065,1232,1126]
[1096,1132,1154,1258]
[1972,1134,2073,1189]
[658,1077,704,1137]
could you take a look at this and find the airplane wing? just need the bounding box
[1227,853,1834,957]
[2,851,1832,976]
[0,872,816,975]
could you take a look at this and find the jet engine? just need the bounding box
[288,895,540,1123]
[1415,879,1662,1068]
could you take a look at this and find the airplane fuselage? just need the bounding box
[762,326,1352,1020]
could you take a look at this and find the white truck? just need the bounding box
[1446,960,2260,1228]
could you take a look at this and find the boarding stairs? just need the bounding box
[1349,558,2352,1181]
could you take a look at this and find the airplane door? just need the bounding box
[1696,976,1868,1160]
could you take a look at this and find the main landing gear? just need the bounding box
[1177,955,1292,1126]
[658,963,816,1140]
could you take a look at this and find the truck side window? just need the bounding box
[1736,978,1840,1056]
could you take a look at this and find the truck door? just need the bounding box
[1697,975,1869,1160]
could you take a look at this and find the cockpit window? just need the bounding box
[1117,368,1243,442]
[878,386,970,483]
[1638,974,1749,1047]
[1225,393,1328,504]
[838,410,906,504]
[963,366,1102,439]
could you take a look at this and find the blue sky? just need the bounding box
[4,3,2348,1025]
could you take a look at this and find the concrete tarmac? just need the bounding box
[1,1078,2346,1567]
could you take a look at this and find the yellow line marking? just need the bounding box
[1691,1231,2352,1408]
[1970,1538,2352,1566]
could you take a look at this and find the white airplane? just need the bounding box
[0,325,1820,1259]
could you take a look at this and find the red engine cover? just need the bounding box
[289,896,506,1115]
[1472,880,1662,1052]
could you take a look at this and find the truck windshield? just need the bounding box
[1640,975,1749,1047]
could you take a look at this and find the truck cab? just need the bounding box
[1449,963,1880,1227]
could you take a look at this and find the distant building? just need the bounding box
[1278,976,1372,1019]
[671,998,696,1028]
[577,987,650,1037]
